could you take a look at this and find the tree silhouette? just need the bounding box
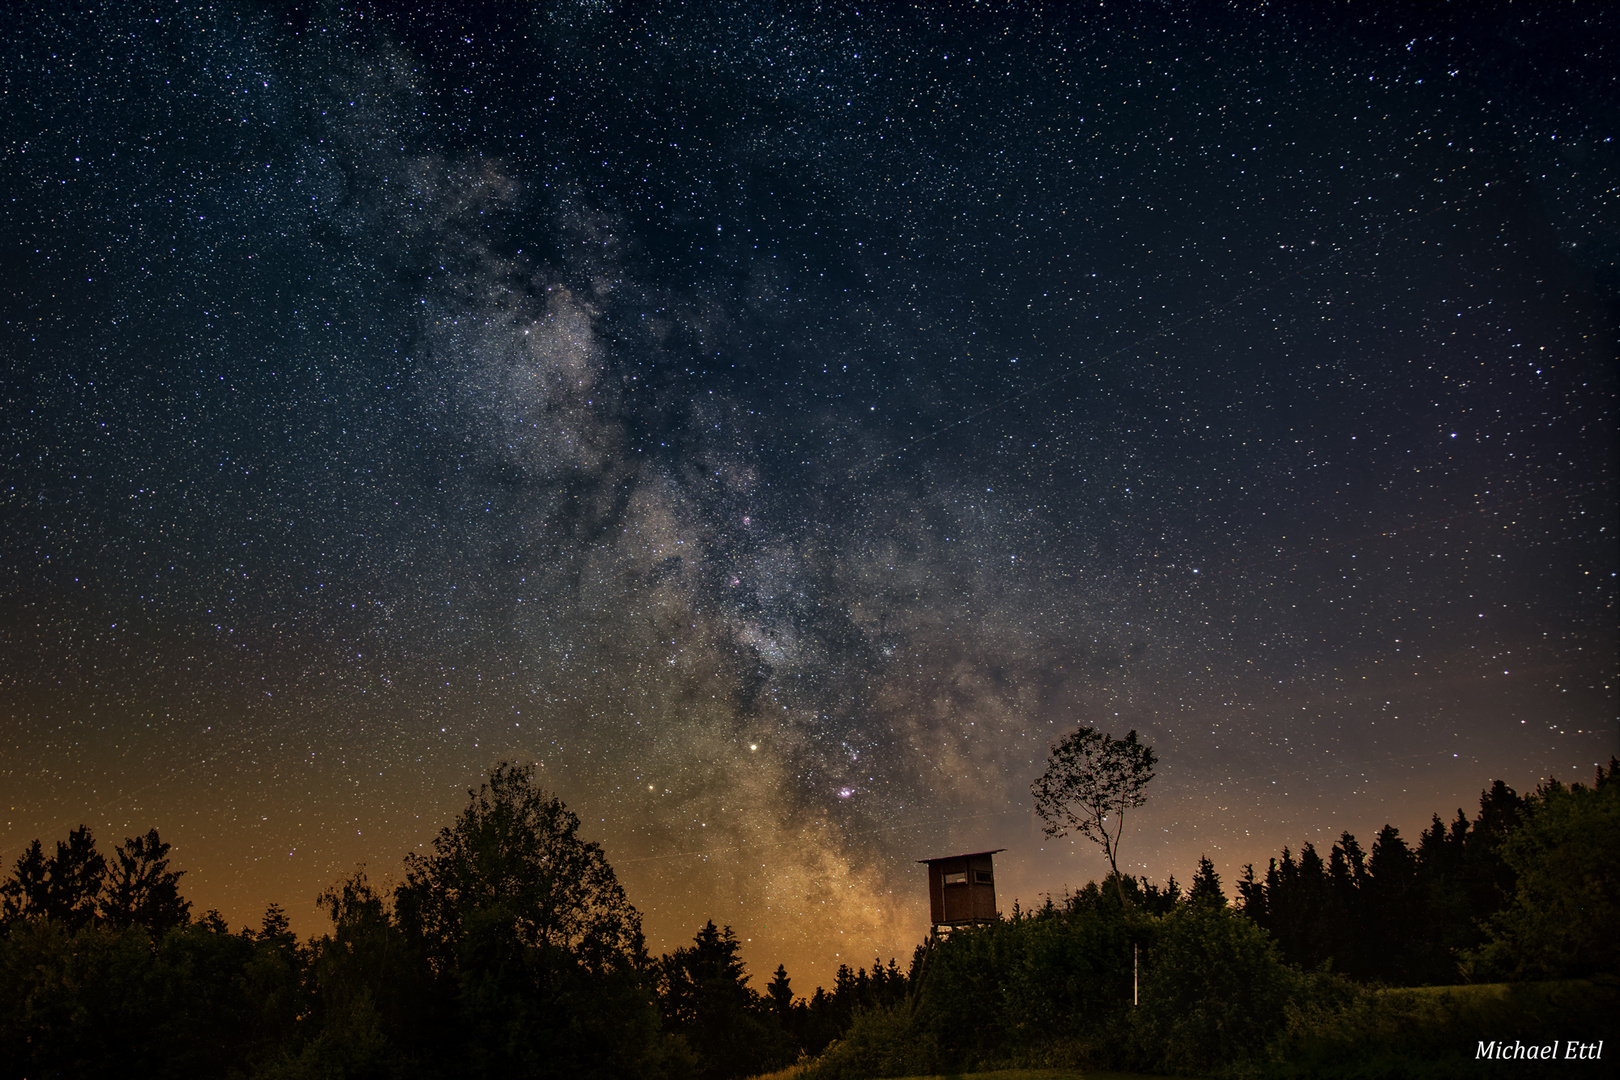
[766,962,793,1022]
[396,762,646,973]
[391,762,658,1079]
[101,828,190,934]
[1189,855,1225,907]
[0,839,50,923]
[46,826,106,928]
[1,826,107,928]
[660,920,752,1031]
[1032,727,1157,903]
[4,826,188,936]
[658,920,794,1079]
[1365,824,1418,980]
[1466,760,1620,980]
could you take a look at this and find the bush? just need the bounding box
[0,916,265,1080]
[1133,903,1298,1074]
[1002,902,1133,1042]
[912,921,1018,1065]
[818,895,1295,1076]
[798,999,935,1080]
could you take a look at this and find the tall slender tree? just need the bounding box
[1033,727,1157,903]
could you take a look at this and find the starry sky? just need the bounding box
[2,2,1614,986]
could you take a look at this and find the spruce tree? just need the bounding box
[1189,856,1225,907]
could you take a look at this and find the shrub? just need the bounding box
[798,999,935,1080]
[911,921,1017,1065]
[1134,903,1297,1074]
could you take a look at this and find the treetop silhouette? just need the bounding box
[1032,726,1158,903]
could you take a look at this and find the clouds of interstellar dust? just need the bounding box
[292,53,1143,973]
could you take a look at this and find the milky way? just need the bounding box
[2,4,1613,985]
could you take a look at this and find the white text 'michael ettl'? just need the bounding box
[1477,1040,1603,1061]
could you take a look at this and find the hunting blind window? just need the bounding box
[943,870,967,885]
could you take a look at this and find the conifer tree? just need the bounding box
[1189,855,1225,907]
[766,963,793,1022]
[659,921,793,1079]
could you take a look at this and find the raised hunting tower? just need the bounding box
[919,849,1004,935]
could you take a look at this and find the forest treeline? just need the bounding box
[2,761,1615,1079]
[1237,779,1531,984]
[0,765,907,1080]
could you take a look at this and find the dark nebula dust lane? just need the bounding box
[2,3,1613,984]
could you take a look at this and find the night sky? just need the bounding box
[3,2,1614,987]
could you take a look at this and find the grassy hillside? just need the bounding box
[754,1069,1170,1080]
[1255,977,1619,1079]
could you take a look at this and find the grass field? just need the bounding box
[751,1069,1174,1080]
[750,979,1617,1080]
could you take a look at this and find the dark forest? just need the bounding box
[3,760,1615,1079]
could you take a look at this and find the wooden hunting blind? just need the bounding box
[919,849,1004,933]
